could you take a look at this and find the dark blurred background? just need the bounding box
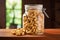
[0,0,60,29]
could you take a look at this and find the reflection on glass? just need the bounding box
[6,0,22,29]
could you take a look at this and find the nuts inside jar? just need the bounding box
[23,9,44,34]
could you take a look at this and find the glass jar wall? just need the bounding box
[23,4,44,34]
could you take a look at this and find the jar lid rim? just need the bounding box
[25,4,43,7]
[25,4,43,9]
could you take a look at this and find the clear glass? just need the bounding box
[23,5,44,34]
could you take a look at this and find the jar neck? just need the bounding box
[25,9,43,12]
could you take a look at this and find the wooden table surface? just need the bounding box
[0,29,60,40]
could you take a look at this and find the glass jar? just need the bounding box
[23,4,44,35]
